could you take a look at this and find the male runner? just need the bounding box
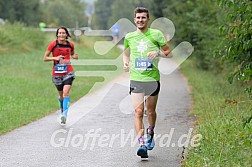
[123,7,172,158]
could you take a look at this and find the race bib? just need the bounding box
[135,58,152,70]
[55,64,67,73]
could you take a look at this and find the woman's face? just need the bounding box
[57,28,67,40]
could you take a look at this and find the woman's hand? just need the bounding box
[71,53,78,60]
[54,55,65,61]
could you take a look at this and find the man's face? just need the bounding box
[134,12,150,30]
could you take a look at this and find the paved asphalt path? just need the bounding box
[0,68,194,167]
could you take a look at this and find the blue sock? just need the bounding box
[58,97,63,112]
[63,97,70,117]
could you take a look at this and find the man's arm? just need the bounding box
[147,44,172,59]
[160,44,172,58]
[123,48,130,72]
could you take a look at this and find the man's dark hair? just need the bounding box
[134,7,149,18]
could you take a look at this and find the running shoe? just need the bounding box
[137,145,148,158]
[60,115,66,125]
[146,129,155,150]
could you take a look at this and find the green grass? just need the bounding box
[0,28,122,134]
[180,60,252,166]
[0,22,46,53]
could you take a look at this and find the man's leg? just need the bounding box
[131,92,145,141]
[146,95,158,128]
[131,93,148,158]
[145,95,158,150]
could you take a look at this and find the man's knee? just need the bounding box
[147,109,156,116]
[135,108,144,118]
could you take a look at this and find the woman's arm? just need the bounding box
[43,50,64,62]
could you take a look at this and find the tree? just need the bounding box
[163,0,224,70]
[92,0,115,29]
[42,0,87,28]
[218,0,252,87]
[108,0,135,27]
[93,0,152,30]
[146,0,168,18]
[0,0,42,26]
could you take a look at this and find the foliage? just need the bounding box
[93,0,151,29]
[0,0,88,28]
[217,0,252,86]
[92,0,115,29]
[0,0,42,26]
[41,0,88,28]
[147,0,167,18]
[108,0,135,27]
[109,0,155,27]
[163,0,224,70]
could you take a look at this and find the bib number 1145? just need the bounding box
[135,58,152,70]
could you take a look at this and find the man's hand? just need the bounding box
[123,62,129,72]
[147,51,159,60]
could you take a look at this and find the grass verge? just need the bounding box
[180,60,252,166]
